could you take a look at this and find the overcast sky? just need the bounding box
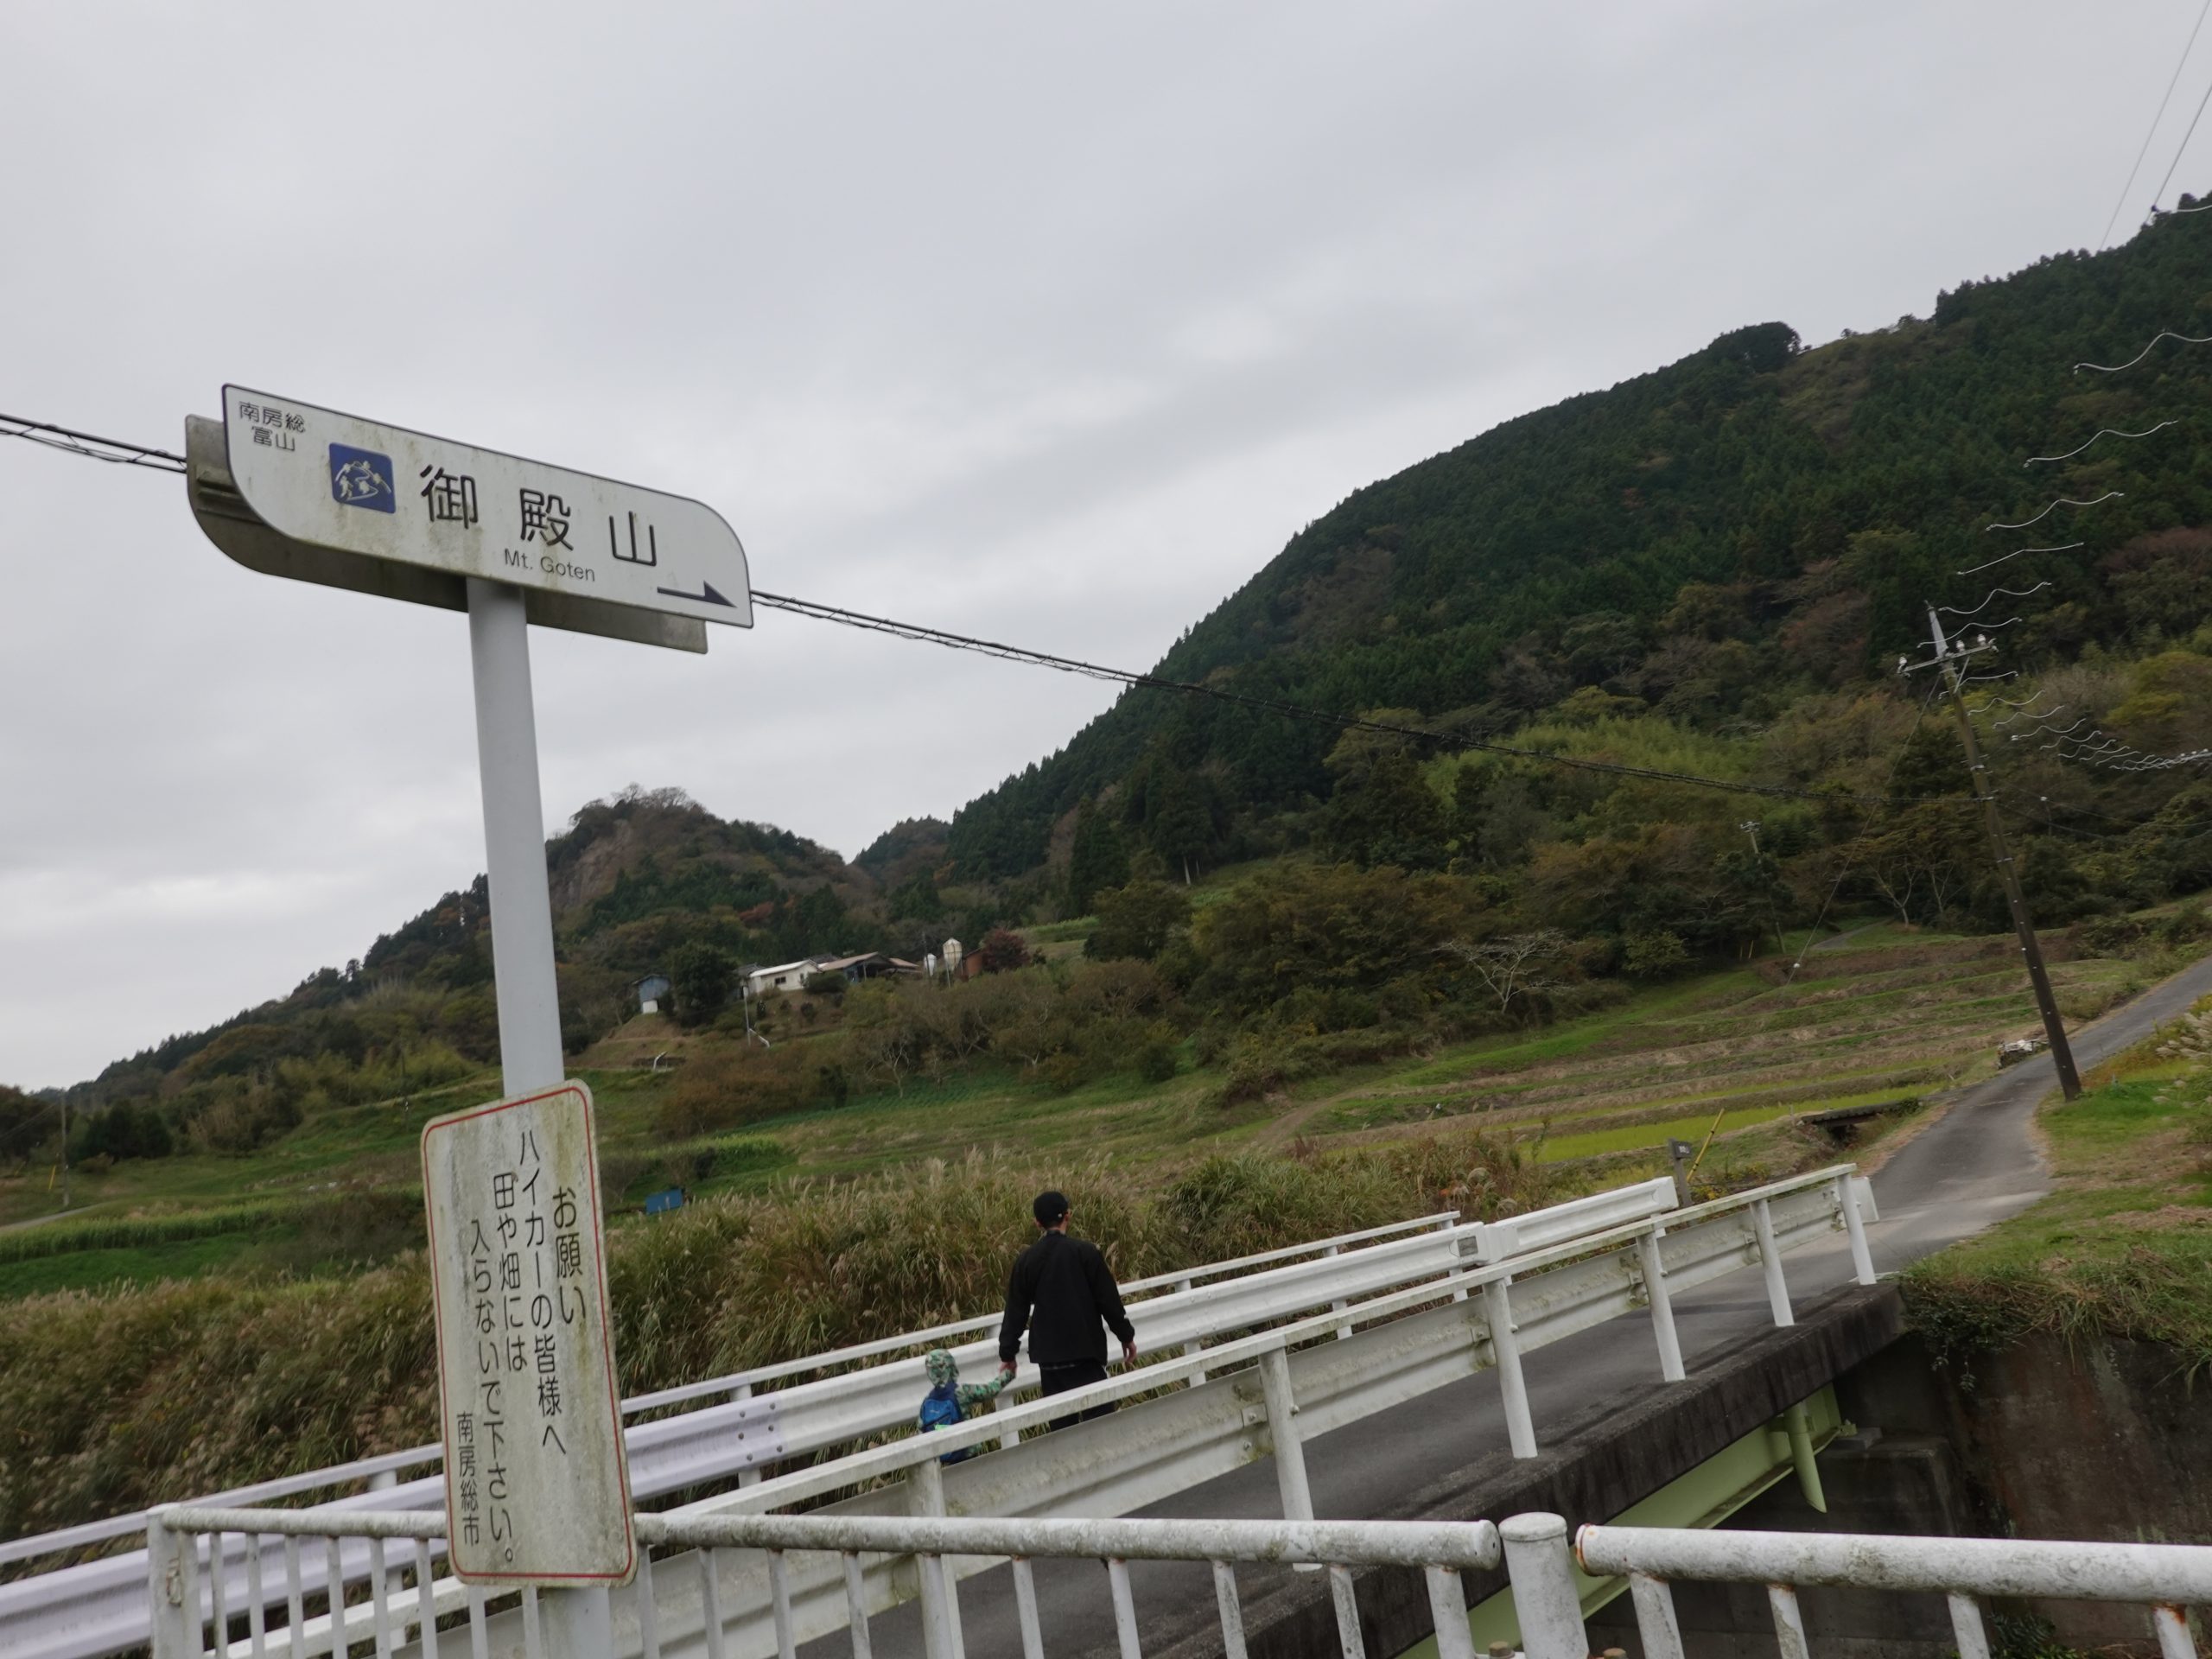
[1,3,2201,1088]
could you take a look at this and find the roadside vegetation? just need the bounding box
[0,1132,1549,1548]
[1904,997,2212,1370]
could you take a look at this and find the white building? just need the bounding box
[744,957,822,998]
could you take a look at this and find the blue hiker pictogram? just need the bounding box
[328,443,396,512]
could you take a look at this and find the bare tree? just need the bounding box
[1447,929,1571,1015]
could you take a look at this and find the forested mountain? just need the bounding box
[32,202,2212,1148]
[944,204,2212,884]
[63,788,889,1128]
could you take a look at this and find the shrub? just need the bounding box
[656,1046,836,1137]
[803,972,849,998]
[2073,912,2148,957]
[1217,1036,1302,1105]
[976,927,1032,974]
[671,942,739,1027]
[1086,880,1193,962]
[1621,928,1691,979]
[1190,864,1478,1018]
[70,1099,173,1163]
[2155,902,2210,946]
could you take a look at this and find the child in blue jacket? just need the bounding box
[917,1348,1015,1463]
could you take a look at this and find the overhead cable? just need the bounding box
[2024,420,2176,463]
[1,414,188,473]
[2149,50,2212,221]
[1957,540,2082,577]
[1984,492,2124,531]
[1937,581,2053,618]
[2075,330,2212,373]
[0,410,1973,810]
[750,590,1937,805]
[2100,0,2212,247]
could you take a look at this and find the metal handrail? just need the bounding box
[145,1504,2212,1659]
[1579,1521,2212,1601]
[7,1169,1877,1659]
[149,1503,1501,1659]
[624,1208,1458,1414]
[0,1210,1458,1568]
[1568,1522,2212,1659]
[160,1504,1505,1571]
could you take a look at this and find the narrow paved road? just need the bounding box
[825,953,2212,1659]
[1865,945,2212,1259]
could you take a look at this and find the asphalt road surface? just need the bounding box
[820,951,2212,1659]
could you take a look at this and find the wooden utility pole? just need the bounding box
[1916,605,2082,1100]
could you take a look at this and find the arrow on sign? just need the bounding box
[655,581,737,608]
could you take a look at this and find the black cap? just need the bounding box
[1033,1190,1070,1226]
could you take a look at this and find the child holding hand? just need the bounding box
[916,1348,1017,1463]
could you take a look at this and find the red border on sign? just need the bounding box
[421,1082,636,1585]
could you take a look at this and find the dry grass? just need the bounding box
[0,1129,1548,1549]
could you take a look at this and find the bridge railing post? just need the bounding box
[1838,1173,1878,1286]
[727,1380,766,1487]
[908,1458,966,1659]
[1634,1226,1685,1383]
[1255,1343,1316,1524]
[1438,1215,1471,1302]
[1751,1200,1794,1326]
[1484,1277,1539,1459]
[1500,1513,1587,1659]
[1324,1244,1353,1340]
[147,1507,194,1659]
[1177,1276,1209,1382]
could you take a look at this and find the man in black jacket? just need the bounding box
[998,1189,1136,1427]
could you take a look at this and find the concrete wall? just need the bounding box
[1586,1331,2212,1659]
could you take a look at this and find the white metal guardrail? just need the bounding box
[145,1503,2212,1659]
[50,1166,1879,1659]
[0,1211,1460,1574]
[1567,1521,2212,1659]
[3,1210,1466,1659]
[147,1503,1505,1659]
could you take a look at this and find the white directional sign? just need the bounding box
[423,1082,635,1587]
[222,385,751,631]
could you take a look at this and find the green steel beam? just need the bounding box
[1398,1385,1847,1659]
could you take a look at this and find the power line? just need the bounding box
[2151,36,2212,220]
[0,413,187,473]
[2075,328,2212,373]
[750,591,1946,804]
[6,411,1961,810]
[2023,420,2176,465]
[2101,0,2212,247]
[1983,491,2123,531]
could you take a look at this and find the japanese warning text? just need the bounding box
[423,1083,634,1586]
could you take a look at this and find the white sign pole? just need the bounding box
[468,578,568,1096]
[465,575,614,1659]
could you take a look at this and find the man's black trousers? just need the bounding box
[1037,1359,1114,1429]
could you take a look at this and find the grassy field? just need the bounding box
[2,911,2196,1302]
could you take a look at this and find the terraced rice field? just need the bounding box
[1305,931,2148,1159]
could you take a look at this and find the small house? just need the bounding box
[632,973,672,1015]
[744,957,822,999]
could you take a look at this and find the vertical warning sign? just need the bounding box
[423,1083,634,1586]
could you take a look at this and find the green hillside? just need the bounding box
[945,206,2212,892]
